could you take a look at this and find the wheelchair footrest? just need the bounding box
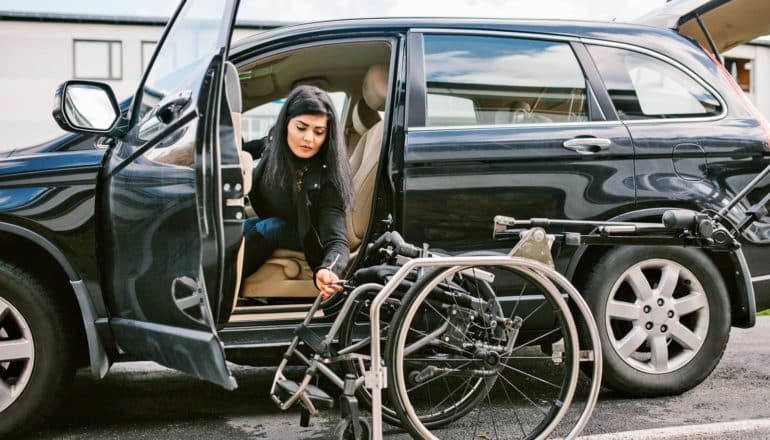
[275,379,335,410]
[294,324,330,356]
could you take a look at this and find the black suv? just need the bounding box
[1,0,769,435]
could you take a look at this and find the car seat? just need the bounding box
[240,64,388,298]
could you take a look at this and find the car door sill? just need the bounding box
[228,309,323,322]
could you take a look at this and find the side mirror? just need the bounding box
[52,81,120,134]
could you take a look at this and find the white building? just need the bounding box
[0,12,281,150]
[0,11,769,151]
[724,37,770,118]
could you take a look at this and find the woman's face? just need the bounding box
[286,113,328,160]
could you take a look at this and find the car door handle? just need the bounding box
[562,137,612,155]
[155,90,192,124]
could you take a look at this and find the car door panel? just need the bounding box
[99,0,241,389]
[403,123,635,249]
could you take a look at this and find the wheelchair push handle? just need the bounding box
[661,209,715,239]
[661,209,697,229]
[365,230,423,259]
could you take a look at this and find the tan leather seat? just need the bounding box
[346,97,381,158]
[241,64,388,298]
[224,62,255,310]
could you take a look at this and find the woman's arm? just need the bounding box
[315,183,350,275]
[313,183,350,297]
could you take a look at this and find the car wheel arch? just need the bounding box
[0,223,110,377]
[565,206,754,328]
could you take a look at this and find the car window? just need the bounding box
[587,45,722,120]
[133,2,229,128]
[426,94,476,126]
[242,92,347,142]
[421,34,588,127]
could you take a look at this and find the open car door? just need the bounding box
[635,0,770,53]
[99,0,243,389]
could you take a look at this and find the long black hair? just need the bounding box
[262,85,353,210]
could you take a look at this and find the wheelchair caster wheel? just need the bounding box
[300,407,311,427]
[332,417,371,440]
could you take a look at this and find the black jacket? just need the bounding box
[251,159,349,277]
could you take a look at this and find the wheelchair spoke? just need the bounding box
[406,360,473,393]
[424,298,478,347]
[510,327,561,354]
[496,371,549,417]
[500,362,562,389]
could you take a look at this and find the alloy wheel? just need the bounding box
[0,296,35,413]
[605,259,709,374]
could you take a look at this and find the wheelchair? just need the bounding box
[271,162,768,439]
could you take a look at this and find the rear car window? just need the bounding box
[422,34,588,127]
[587,45,722,120]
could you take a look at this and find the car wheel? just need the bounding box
[582,246,730,396]
[0,261,76,436]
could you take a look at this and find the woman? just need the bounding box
[243,85,353,300]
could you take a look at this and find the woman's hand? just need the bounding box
[315,268,343,300]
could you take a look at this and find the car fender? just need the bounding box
[565,207,756,328]
[0,222,110,378]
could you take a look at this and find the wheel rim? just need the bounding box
[393,263,581,440]
[0,296,35,413]
[605,259,709,374]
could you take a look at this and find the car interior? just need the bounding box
[223,40,393,322]
[425,83,589,127]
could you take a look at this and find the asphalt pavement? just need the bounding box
[21,317,770,439]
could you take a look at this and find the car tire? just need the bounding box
[582,246,730,396]
[0,260,76,436]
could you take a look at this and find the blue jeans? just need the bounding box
[243,216,302,251]
[242,217,302,276]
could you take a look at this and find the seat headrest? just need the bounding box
[352,100,381,136]
[509,100,531,123]
[362,64,388,112]
[511,100,531,112]
[224,61,242,113]
[494,100,532,124]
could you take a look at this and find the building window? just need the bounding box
[724,57,752,93]
[73,40,122,80]
[141,40,158,72]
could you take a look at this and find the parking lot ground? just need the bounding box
[576,418,770,439]
[24,317,770,439]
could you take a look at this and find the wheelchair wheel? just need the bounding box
[386,260,582,439]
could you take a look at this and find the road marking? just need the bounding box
[573,418,770,439]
